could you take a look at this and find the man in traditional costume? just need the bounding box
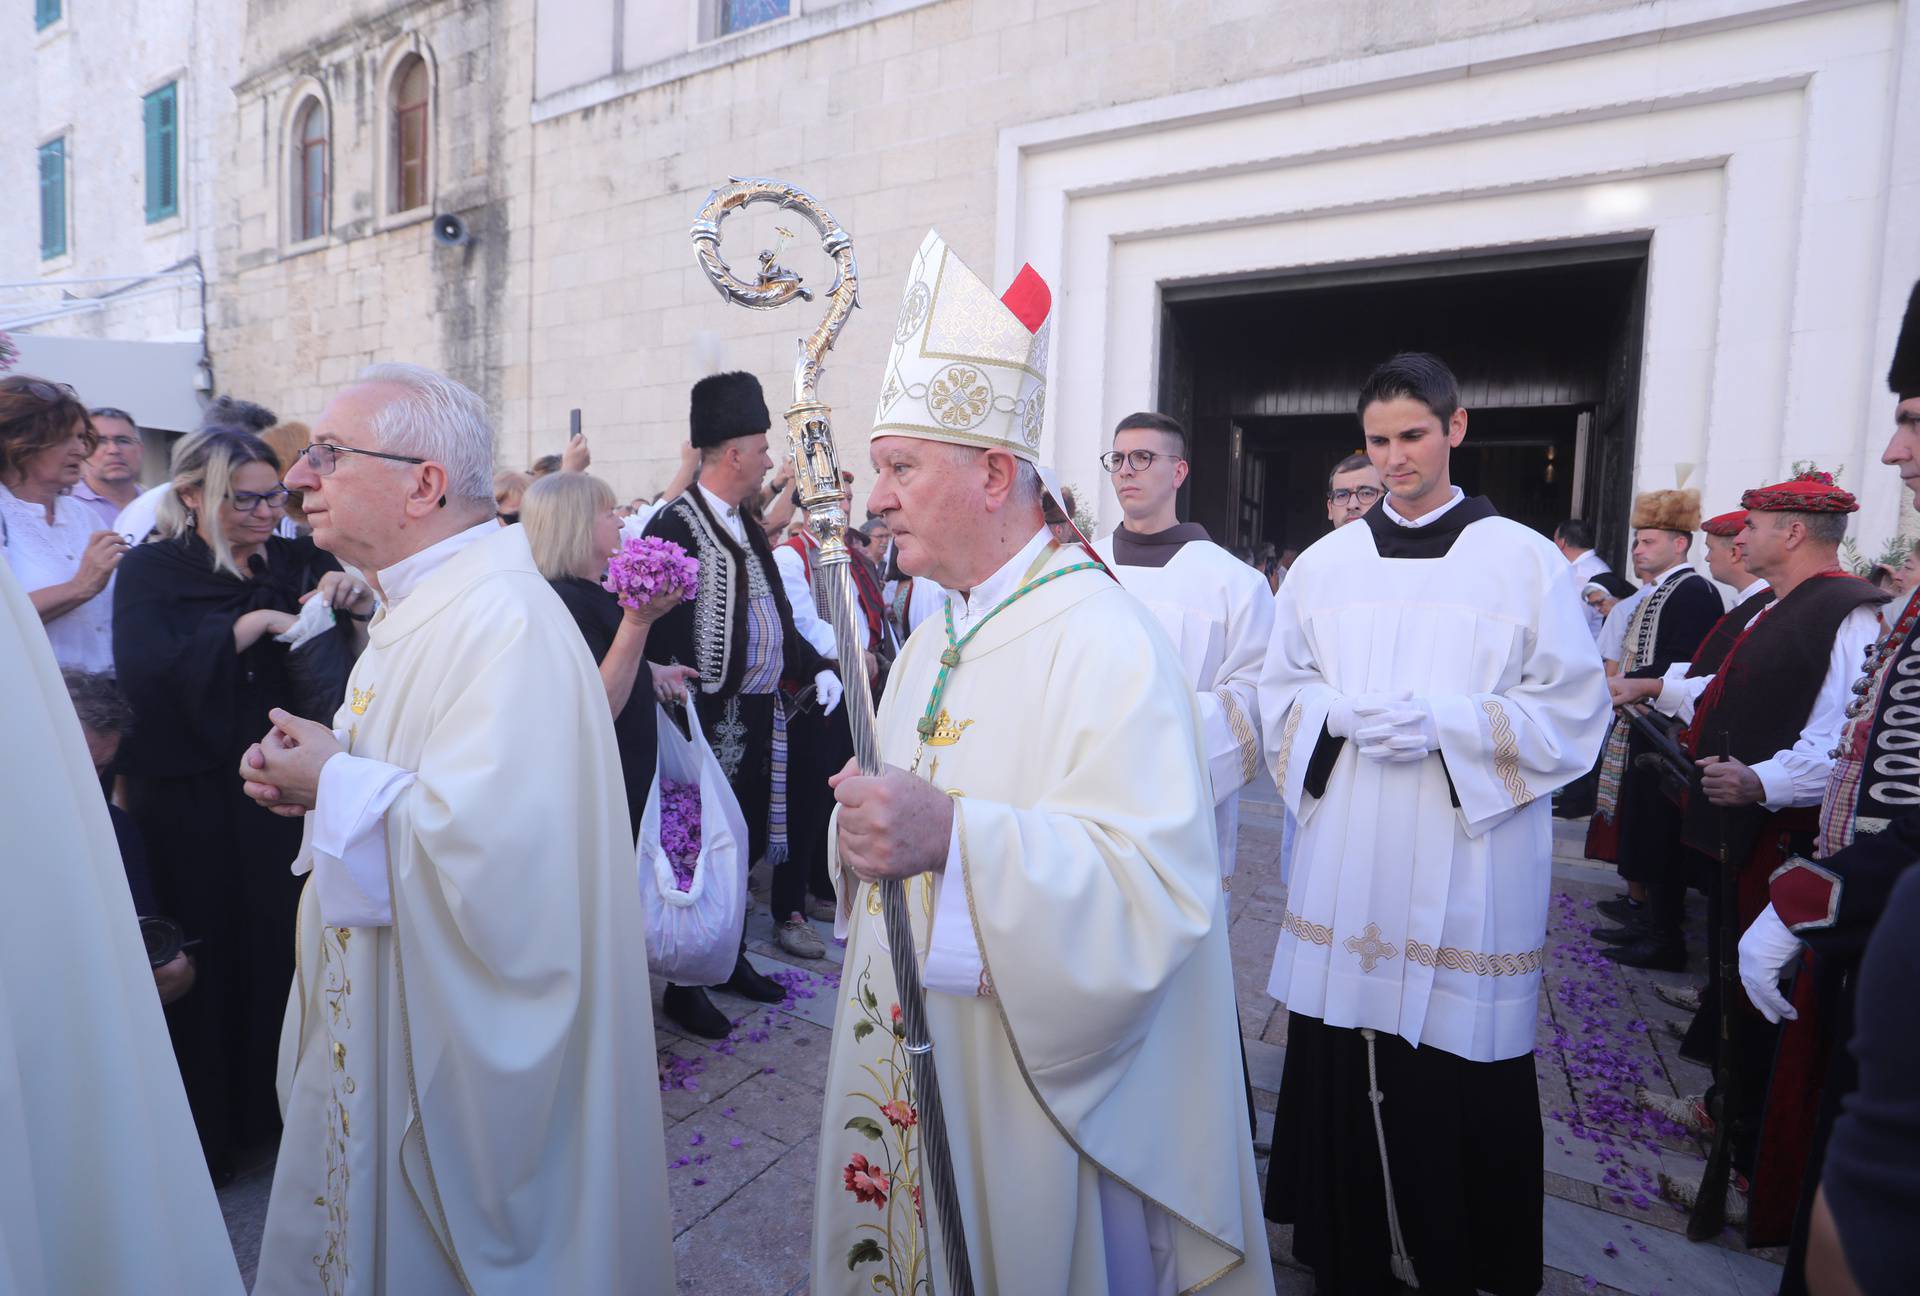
[0,552,244,1295]
[1583,492,1723,910]
[1591,509,1772,928]
[812,230,1273,1295]
[237,364,674,1293]
[1092,410,1274,886]
[1736,282,1920,1295]
[1258,351,1609,1295]
[1607,475,1883,1227]
[642,371,839,1036]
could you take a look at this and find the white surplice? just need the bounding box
[254,524,673,1295]
[0,556,244,1295]
[1259,506,1609,1061]
[812,535,1273,1296]
[1093,532,1275,878]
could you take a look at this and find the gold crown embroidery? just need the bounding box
[349,687,375,716]
[924,709,973,747]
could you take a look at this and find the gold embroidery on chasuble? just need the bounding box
[1403,940,1546,977]
[315,925,355,1293]
[1482,699,1534,807]
[1343,922,1398,974]
[1281,907,1333,947]
[1218,690,1260,785]
[1273,700,1303,792]
[350,686,375,716]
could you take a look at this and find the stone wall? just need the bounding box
[206,0,531,434]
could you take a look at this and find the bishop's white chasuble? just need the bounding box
[1259,510,1608,1061]
[254,527,672,1294]
[811,544,1273,1296]
[1093,534,1274,878]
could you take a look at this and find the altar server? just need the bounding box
[238,364,673,1294]
[812,230,1273,1295]
[1093,410,1273,880]
[1258,351,1609,1295]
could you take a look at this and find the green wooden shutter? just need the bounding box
[143,83,179,223]
[34,0,61,32]
[38,139,66,260]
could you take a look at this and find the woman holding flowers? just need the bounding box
[523,471,699,836]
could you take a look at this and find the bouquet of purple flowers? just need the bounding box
[603,536,699,613]
[659,778,703,892]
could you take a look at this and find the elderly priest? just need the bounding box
[238,364,673,1293]
[811,231,1273,1295]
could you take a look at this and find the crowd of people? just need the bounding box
[3,251,1916,1296]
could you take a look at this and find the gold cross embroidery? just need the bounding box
[1344,922,1399,973]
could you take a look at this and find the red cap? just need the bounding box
[1740,470,1858,515]
[1701,509,1749,537]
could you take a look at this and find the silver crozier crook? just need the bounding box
[690,177,976,1296]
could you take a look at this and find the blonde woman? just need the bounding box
[110,426,367,1182]
[522,471,697,840]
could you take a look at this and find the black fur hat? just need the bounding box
[689,371,770,448]
[1891,281,1920,401]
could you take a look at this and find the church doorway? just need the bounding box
[1158,244,1648,568]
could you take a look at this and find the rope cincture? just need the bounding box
[1361,1027,1421,1288]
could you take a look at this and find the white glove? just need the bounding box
[1327,692,1406,740]
[815,669,843,717]
[1738,904,1802,1024]
[1354,697,1437,763]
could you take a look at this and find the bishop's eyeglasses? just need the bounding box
[1099,449,1181,473]
[1327,485,1385,506]
[294,441,428,476]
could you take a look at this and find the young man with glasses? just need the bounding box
[1092,411,1274,891]
[73,406,145,529]
[1324,451,1386,530]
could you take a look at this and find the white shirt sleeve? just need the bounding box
[1653,664,1711,723]
[308,750,415,928]
[1752,605,1884,811]
[772,545,839,659]
[921,814,985,998]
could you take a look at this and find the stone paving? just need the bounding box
[220,787,1789,1294]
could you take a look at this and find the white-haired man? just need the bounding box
[238,364,672,1293]
[811,233,1272,1295]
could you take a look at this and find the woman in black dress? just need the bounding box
[522,471,696,838]
[112,427,370,1179]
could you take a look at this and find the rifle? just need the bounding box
[1622,705,1697,804]
[1687,731,1742,1241]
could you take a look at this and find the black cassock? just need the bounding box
[111,531,344,1177]
[550,574,658,840]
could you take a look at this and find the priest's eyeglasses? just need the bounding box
[1099,449,1179,473]
[295,441,428,476]
[232,486,292,513]
[1328,485,1385,506]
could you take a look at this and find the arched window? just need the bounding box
[391,56,430,215]
[293,99,328,243]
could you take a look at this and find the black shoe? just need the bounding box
[719,953,785,1004]
[1597,896,1644,923]
[1603,939,1687,972]
[663,984,732,1039]
[1591,922,1647,945]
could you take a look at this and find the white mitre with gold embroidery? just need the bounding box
[872,228,1052,461]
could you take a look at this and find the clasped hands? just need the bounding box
[830,760,952,884]
[1328,691,1438,763]
[239,708,345,818]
